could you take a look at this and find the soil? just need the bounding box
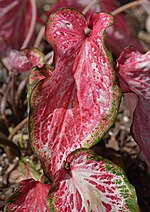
[0,0,150,211]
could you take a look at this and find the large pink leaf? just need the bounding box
[0,0,36,57]
[47,0,144,58]
[116,47,150,170]
[7,48,44,73]
[29,9,121,178]
[49,149,139,211]
[5,179,51,211]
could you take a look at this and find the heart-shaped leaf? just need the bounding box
[7,48,44,73]
[0,0,36,57]
[49,149,139,211]
[47,0,144,58]
[116,47,150,170]
[29,9,121,178]
[5,179,51,212]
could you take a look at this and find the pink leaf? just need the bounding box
[47,0,144,58]
[22,48,44,68]
[5,179,51,212]
[49,149,139,211]
[8,48,44,73]
[117,47,150,170]
[29,9,121,178]
[0,0,36,57]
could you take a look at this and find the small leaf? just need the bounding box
[117,47,150,170]
[27,65,53,103]
[8,48,44,73]
[29,9,121,178]
[0,0,36,56]
[22,48,45,68]
[5,179,51,212]
[19,156,41,180]
[49,149,139,212]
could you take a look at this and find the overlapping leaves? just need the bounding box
[5,149,139,211]
[49,149,139,211]
[4,7,140,212]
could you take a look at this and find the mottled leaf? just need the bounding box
[8,48,44,73]
[29,9,121,178]
[49,149,139,211]
[22,48,44,68]
[116,47,150,170]
[0,0,36,57]
[47,0,144,58]
[5,179,51,212]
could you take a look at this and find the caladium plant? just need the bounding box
[29,9,122,177]
[5,8,142,212]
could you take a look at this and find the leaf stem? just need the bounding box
[111,0,143,16]
[82,0,99,15]
[21,0,37,49]
[34,26,45,48]
[8,117,28,140]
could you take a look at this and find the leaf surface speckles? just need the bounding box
[8,48,44,73]
[117,47,150,170]
[29,9,121,178]
[5,179,51,212]
[49,149,139,212]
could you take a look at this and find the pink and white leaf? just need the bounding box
[7,48,44,73]
[46,0,144,58]
[49,149,139,211]
[5,179,51,212]
[0,0,36,57]
[117,47,150,170]
[29,9,121,178]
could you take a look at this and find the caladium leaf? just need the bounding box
[0,0,36,57]
[116,47,150,170]
[29,9,121,178]
[47,0,144,58]
[49,149,139,211]
[7,48,44,73]
[5,179,51,212]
